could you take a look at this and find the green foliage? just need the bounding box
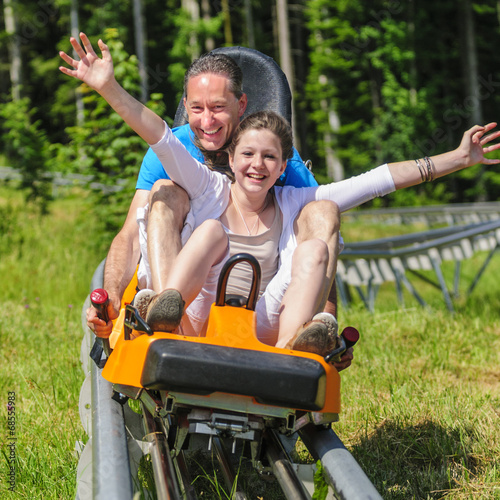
[167,9,224,104]
[3,0,500,221]
[62,28,166,231]
[1,188,499,498]
[304,0,500,204]
[0,188,110,499]
[312,461,329,500]
[0,96,52,212]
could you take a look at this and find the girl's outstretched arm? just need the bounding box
[59,32,164,145]
[389,123,500,189]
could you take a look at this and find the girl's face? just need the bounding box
[229,128,286,196]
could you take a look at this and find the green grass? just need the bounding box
[333,220,500,499]
[0,186,499,499]
[0,186,112,499]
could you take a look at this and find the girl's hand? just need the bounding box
[459,122,500,167]
[59,32,115,93]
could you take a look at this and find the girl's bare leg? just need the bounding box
[164,219,229,305]
[145,219,228,335]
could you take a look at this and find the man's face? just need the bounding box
[184,73,247,151]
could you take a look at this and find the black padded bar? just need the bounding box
[141,339,326,411]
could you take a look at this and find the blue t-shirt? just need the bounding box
[136,123,318,190]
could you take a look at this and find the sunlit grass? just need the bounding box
[334,219,500,498]
[0,186,112,499]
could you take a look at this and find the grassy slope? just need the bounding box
[336,221,500,499]
[0,187,112,499]
[0,187,498,499]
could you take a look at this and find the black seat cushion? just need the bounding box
[141,339,326,411]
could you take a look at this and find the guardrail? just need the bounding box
[0,166,126,194]
[337,219,500,311]
[343,202,500,227]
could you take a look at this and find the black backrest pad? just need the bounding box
[141,339,326,411]
[173,46,292,128]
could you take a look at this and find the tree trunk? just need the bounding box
[221,0,233,45]
[244,0,255,48]
[4,0,22,101]
[320,76,344,181]
[201,0,215,52]
[182,0,200,59]
[461,0,485,200]
[70,0,84,127]
[133,0,149,103]
[461,0,482,125]
[275,0,298,148]
[408,0,417,107]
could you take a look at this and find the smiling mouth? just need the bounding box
[247,173,266,180]
[202,127,222,136]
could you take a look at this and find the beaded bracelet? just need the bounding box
[423,156,436,182]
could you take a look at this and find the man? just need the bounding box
[85,46,352,369]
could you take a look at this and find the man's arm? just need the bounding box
[87,189,150,337]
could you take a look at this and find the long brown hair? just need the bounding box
[228,111,293,162]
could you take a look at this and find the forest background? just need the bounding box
[2,0,500,228]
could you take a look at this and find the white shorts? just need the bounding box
[136,204,293,342]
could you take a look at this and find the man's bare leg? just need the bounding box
[147,179,190,292]
[323,282,338,317]
[293,200,340,311]
[275,238,332,348]
[275,200,341,348]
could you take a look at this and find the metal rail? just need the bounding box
[143,409,182,500]
[264,430,311,500]
[342,201,500,226]
[213,437,248,500]
[299,425,383,500]
[75,259,135,500]
[337,219,500,311]
[90,363,133,500]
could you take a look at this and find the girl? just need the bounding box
[60,34,500,356]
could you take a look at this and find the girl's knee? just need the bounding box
[198,219,228,243]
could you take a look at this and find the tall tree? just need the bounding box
[221,0,233,44]
[70,0,84,127]
[133,0,148,103]
[460,0,482,125]
[275,0,298,147]
[244,0,255,48]
[182,0,200,58]
[4,0,21,100]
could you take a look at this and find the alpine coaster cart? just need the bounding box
[75,47,382,500]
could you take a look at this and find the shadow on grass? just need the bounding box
[349,418,482,499]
